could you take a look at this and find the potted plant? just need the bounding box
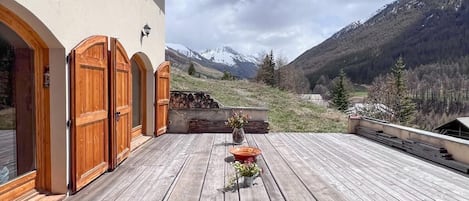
[226,110,249,144]
[226,159,262,189]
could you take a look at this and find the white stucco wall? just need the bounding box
[13,0,165,64]
[1,0,165,194]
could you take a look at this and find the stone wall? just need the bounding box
[168,91,269,134]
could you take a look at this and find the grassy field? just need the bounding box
[171,68,348,133]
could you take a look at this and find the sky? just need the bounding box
[166,0,395,61]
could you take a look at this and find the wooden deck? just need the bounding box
[67,133,469,201]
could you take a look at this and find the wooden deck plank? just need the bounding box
[280,133,365,201]
[165,134,215,201]
[324,134,432,201]
[132,134,180,167]
[333,134,469,200]
[224,134,241,201]
[324,137,410,201]
[351,133,469,190]
[239,134,271,201]
[294,133,377,200]
[309,134,408,200]
[266,134,346,201]
[67,135,185,201]
[67,165,144,201]
[118,135,197,201]
[330,133,466,200]
[199,134,227,201]
[67,133,469,201]
[245,134,284,201]
[106,136,189,200]
[303,134,410,201]
[315,133,468,200]
[106,135,190,201]
[138,135,197,201]
[300,133,427,201]
[253,134,316,200]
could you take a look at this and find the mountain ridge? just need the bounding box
[287,0,469,87]
[166,43,258,79]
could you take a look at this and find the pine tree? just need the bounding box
[266,50,275,86]
[391,56,415,124]
[331,69,350,112]
[188,63,196,76]
[221,71,234,80]
[255,50,276,86]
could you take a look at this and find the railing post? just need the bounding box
[348,115,361,134]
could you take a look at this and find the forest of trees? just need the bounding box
[255,51,310,93]
[406,56,469,130]
[360,56,469,130]
[315,56,469,131]
[366,57,416,125]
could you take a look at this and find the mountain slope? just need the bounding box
[288,0,469,86]
[166,44,258,79]
[170,68,347,132]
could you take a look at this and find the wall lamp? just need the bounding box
[142,24,151,37]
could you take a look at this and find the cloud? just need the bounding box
[166,0,395,61]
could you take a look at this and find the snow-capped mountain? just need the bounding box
[166,43,205,60]
[201,46,258,67]
[165,43,258,78]
[332,21,361,39]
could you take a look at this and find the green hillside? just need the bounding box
[170,68,347,133]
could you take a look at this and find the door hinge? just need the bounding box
[66,120,72,128]
[43,66,50,88]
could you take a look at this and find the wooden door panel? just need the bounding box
[155,62,170,136]
[70,36,109,192]
[110,38,131,168]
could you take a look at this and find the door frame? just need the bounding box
[130,55,147,138]
[0,5,51,199]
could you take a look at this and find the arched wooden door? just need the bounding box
[155,62,170,136]
[70,36,109,192]
[70,36,132,192]
[109,38,131,168]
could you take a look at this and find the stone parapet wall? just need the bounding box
[188,119,269,134]
[348,116,469,166]
[168,106,269,134]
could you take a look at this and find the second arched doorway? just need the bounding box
[130,54,150,143]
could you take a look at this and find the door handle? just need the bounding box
[115,112,121,122]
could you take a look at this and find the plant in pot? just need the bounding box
[226,159,262,190]
[226,110,249,144]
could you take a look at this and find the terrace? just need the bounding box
[68,133,469,201]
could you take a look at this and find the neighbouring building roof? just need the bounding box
[346,103,392,116]
[435,117,469,131]
[299,94,328,106]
